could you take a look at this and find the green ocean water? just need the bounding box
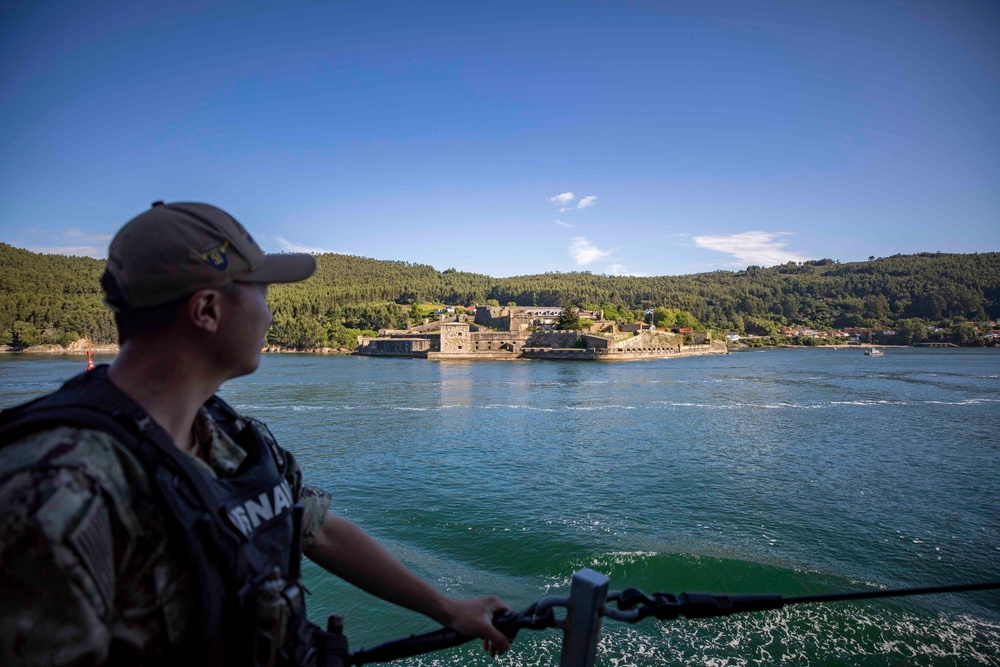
[2,348,998,665]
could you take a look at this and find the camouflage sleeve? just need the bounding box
[0,433,120,665]
[298,484,332,550]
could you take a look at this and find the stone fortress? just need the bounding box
[356,305,727,361]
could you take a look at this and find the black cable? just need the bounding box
[782,580,1000,606]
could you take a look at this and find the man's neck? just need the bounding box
[107,340,224,453]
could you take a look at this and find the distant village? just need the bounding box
[356,305,728,361]
[727,321,1000,346]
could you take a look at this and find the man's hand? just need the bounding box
[440,595,511,656]
[306,513,512,656]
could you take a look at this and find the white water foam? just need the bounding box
[232,403,356,411]
[390,606,1000,666]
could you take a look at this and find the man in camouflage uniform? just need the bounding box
[0,202,510,666]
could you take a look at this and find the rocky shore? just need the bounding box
[0,340,120,355]
[260,346,352,355]
[2,341,351,355]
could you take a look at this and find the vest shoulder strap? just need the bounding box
[0,368,157,449]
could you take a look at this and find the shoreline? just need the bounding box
[730,343,911,350]
[0,344,353,355]
[2,343,980,356]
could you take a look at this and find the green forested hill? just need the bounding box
[2,242,998,349]
[0,243,116,347]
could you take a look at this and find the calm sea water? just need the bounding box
[2,348,999,665]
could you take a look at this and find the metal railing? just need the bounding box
[343,569,1000,667]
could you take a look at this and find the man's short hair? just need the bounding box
[102,270,240,343]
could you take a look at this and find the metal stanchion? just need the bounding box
[560,569,610,667]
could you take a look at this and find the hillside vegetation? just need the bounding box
[2,242,998,349]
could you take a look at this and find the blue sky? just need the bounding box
[1,0,997,278]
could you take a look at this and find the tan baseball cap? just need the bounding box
[104,201,316,310]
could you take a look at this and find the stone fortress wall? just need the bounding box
[474,305,603,332]
[355,336,431,357]
[357,305,727,361]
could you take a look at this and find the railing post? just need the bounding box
[559,568,610,667]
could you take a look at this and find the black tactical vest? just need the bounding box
[0,366,333,667]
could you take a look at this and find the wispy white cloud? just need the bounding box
[28,245,106,259]
[549,192,575,205]
[569,236,612,266]
[554,219,573,228]
[692,231,808,267]
[605,264,648,277]
[64,229,113,244]
[577,195,597,210]
[275,235,334,254]
[23,229,113,258]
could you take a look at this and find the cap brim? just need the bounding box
[244,253,317,284]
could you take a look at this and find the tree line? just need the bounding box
[2,242,998,350]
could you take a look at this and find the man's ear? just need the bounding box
[187,289,224,333]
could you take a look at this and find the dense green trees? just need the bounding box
[2,242,998,350]
[557,306,582,330]
[0,243,114,348]
[11,321,38,348]
[650,307,704,330]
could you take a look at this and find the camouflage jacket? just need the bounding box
[0,407,332,666]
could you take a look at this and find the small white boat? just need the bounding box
[864,347,883,356]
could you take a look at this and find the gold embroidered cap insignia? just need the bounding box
[194,240,230,270]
